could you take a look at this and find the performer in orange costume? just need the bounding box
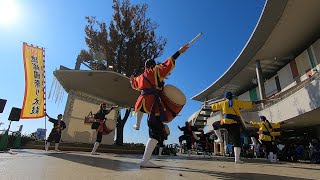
[130,44,189,168]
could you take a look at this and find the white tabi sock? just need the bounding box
[45,142,50,151]
[91,142,100,155]
[55,143,60,151]
[214,130,223,143]
[158,147,163,156]
[133,111,143,130]
[234,147,243,163]
[140,138,159,168]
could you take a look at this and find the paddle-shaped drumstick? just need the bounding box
[187,33,203,47]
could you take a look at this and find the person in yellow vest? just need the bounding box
[210,91,265,163]
[249,115,283,162]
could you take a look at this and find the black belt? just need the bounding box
[224,114,240,121]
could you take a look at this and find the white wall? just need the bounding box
[296,50,311,82]
[264,76,277,97]
[259,77,320,123]
[277,63,296,92]
[238,91,250,101]
[312,38,320,67]
[62,95,117,144]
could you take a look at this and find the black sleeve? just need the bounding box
[172,51,180,60]
[48,118,57,124]
[61,121,66,130]
[105,107,114,115]
[94,110,104,120]
[179,126,186,131]
[94,112,99,119]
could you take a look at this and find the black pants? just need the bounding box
[224,124,241,148]
[179,135,192,149]
[96,131,103,143]
[262,141,276,154]
[47,130,61,143]
[148,115,165,143]
[212,121,241,147]
[201,142,206,152]
[212,121,221,130]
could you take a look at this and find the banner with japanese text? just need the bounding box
[21,43,46,118]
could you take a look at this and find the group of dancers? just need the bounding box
[209,92,283,163]
[44,41,284,168]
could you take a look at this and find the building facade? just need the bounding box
[190,0,320,141]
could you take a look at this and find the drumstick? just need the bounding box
[187,33,203,47]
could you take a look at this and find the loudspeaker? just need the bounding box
[0,99,7,113]
[8,107,21,121]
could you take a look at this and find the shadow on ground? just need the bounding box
[162,166,311,180]
[44,151,317,179]
[47,152,140,171]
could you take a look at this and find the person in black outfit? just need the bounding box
[178,121,197,157]
[45,113,66,151]
[198,130,209,158]
[91,103,118,155]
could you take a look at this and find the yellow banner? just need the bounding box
[21,43,45,119]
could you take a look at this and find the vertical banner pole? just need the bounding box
[43,47,47,147]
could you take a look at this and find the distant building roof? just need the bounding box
[54,70,139,107]
[192,0,320,102]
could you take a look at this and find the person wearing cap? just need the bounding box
[130,44,189,168]
[249,115,283,162]
[178,121,198,157]
[45,113,66,152]
[210,91,266,163]
[91,103,118,155]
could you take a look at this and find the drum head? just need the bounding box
[105,119,117,130]
[163,84,186,105]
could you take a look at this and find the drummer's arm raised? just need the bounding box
[157,44,189,81]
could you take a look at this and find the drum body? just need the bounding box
[160,85,186,123]
[104,119,117,134]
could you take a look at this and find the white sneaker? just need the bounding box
[140,160,160,168]
[91,152,99,155]
[235,160,244,164]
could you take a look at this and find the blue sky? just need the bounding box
[0,0,265,144]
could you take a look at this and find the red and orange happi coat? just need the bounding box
[131,57,175,115]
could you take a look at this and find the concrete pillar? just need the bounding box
[255,60,266,100]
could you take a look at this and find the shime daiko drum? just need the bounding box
[160,84,186,123]
[104,119,117,134]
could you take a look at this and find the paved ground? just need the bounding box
[0,149,319,180]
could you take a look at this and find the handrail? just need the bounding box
[242,70,320,113]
